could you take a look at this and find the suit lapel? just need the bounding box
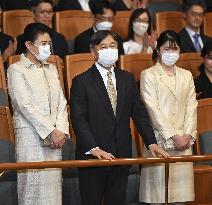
[156,63,177,98]
[115,68,126,122]
[183,29,197,52]
[89,65,116,119]
[43,65,57,113]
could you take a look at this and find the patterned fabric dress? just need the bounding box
[7,54,69,205]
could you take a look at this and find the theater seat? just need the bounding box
[0,139,17,205]
[62,138,81,205]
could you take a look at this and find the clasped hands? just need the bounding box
[172,134,192,151]
[50,129,67,149]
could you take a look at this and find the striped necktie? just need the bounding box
[193,33,201,52]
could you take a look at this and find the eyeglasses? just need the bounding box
[190,11,204,18]
[134,18,149,24]
[35,10,54,15]
[96,15,114,22]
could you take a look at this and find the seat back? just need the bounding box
[155,11,185,35]
[0,57,7,95]
[2,10,34,38]
[112,11,132,39]
[0,106,14,143]
[176,53,203,79]
[119,53,153,81]
[55,10,93,40]
[204,12,212,37]
[64,53,95,99]
[8,55,65,94]
[194,98,212,155]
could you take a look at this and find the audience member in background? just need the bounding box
[0,32,17,64]
[139,30,197,205]
[16,0,68,59]
[7,22,69,205]
[195,40,212,99]
[112,0,148,11]
[56,0,90,11]
[123,8,156,54]
[74,0,124,54]
[179,0,211,53]
[71,30,169,205]
[0,0,38,10]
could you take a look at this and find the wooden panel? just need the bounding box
[2,10,34,38]
[119,53,153,81]
[156,11,186,35]
[64,53,94,99]
[55,10,93,40]
[0,106,14,143]
[112,11,132,39]
[204,12,212,37]
[0,57,7,94]
[176,53,203,79]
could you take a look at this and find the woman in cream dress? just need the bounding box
[7,23,69,205]
[139,30,197,204]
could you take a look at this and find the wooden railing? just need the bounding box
[1,154,212,205]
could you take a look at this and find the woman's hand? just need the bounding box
[50,129,66,149]
[172,134,191,151]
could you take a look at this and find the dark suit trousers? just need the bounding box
[78,165,129,205]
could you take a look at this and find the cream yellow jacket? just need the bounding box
[140,62,197,150]
[7,54,69,140]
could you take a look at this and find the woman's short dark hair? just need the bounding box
[152,30,181,62]
[23,22,51,51]
[183,0,206,13]
[89,0,116,16]
[127,8,152,40]
[90,30,118,50]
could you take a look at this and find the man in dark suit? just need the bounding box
[74,0,124,55]
[16,0,69,59]
[70,30,169,205]
[179,0,211,53]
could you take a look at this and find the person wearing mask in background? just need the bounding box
[139,30,197,205]
[16,0,69,59]
[179,0,211,53]
[56,0,90,11]
[195,40,212,99]
[74,0,124,54]
[7,22,69,205]
[123,8,156,54]
[71,30,169,205]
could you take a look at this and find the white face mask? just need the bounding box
[133,22,149,36]
[161,52,179,66]
[95,21,113,31]
[29,43,51,63]
[97,48,118,67]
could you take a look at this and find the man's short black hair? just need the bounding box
[32,0,54,10]
[183,0,206,13]
[90,30,118,49]
[89,0,116,16]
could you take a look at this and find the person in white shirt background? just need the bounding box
[123,8,157,54]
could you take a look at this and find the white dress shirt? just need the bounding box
[85,62,117,154]
[185,26,204,49]
[78,0,90,11]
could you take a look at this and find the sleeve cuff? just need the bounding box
[85,147,99,155]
